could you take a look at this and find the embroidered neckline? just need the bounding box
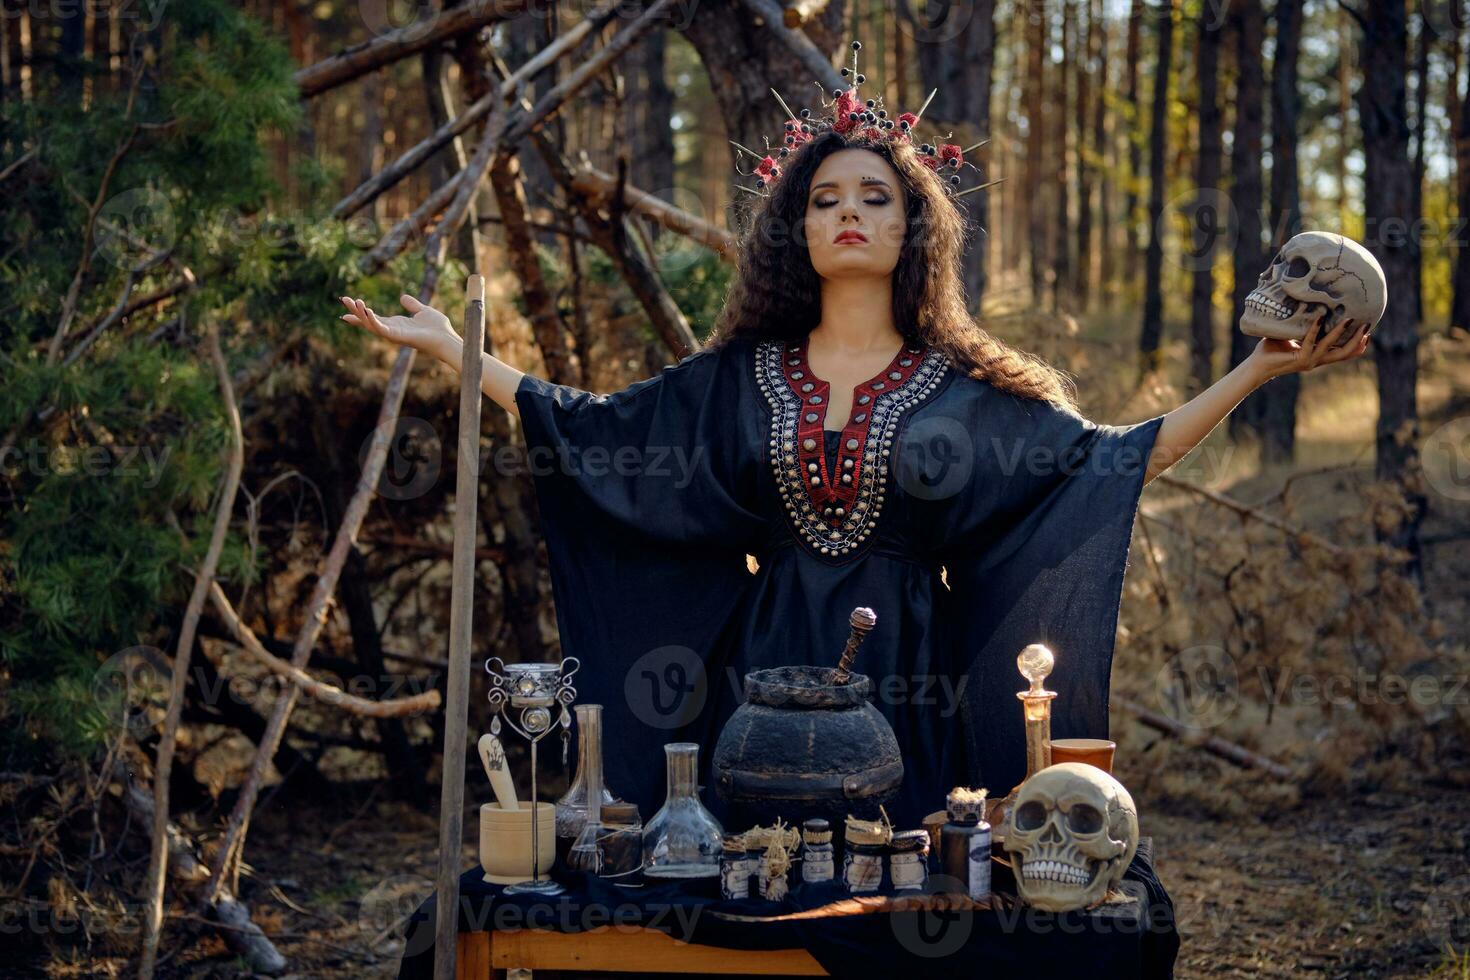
[755,338,949,558]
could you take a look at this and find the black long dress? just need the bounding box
[512,333,1164,830]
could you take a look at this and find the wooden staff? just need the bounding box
[434,274,487,980]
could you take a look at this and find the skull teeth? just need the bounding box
[1020,859,1092,886]
[1245,291,1296,320]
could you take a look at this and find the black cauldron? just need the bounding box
[710,608,903,831]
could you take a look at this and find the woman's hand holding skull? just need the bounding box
[1246,308,1372,383]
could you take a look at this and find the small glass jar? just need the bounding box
[758,848,790,901]
[596,802,644,881]
[888,830,930,892]
[844,840,886,893]
[800,818,834,884]
[720,835,754,900]
[940,789,992,901]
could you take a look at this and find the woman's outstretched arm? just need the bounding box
[338,294,527,420]
[1142,310,1373,486]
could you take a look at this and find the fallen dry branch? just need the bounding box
[1152,473,1348,556]
[737,0,847,93]
[331,0,622,219]
[202,93,515,907]
[207,580,442,718]
[490,152,582,385]
[569,164,739,262]
[499,0,680,148]
[527,127,700,357]
[119,767,286,974]
[294,0,528,99]
[140,324,245,979]
[1112,696,1295,780]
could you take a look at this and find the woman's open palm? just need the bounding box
[338,293,460,359]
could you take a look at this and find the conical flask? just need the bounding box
[640,742,724,879]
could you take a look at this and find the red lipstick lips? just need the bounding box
[834,230,868,245]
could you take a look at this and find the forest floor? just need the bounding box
[93,774,1468,978]
[41,320,1470,979]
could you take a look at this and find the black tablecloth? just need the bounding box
[396,839,1179,978]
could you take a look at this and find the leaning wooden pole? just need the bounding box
[434,274,486,980]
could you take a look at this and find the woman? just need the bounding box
[338,126,1369,831]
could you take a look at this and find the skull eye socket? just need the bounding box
[1286,256,1311,278]
[1015,801,1048,832]
[1066,804,1104,835]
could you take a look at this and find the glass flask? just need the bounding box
[555,704,620,846]
[640,742,724,879]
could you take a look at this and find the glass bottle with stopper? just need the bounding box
[987,643,1057,843]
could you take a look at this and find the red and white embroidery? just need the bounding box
[755,338,949,557]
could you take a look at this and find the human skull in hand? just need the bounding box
[1240,231,1387,344]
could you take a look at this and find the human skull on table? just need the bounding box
[1002,762,1138,912]
[1239,231,1387,343]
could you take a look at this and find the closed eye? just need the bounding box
[814,195,892,208]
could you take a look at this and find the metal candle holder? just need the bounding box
[484,656,580,895]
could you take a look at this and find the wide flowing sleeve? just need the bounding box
[511,343,764,817]
[930,384,1166,797]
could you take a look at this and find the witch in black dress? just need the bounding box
[339,54,1372,833]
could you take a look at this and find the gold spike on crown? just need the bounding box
[732,40,1000,201]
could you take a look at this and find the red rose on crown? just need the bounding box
[832,88,864,134]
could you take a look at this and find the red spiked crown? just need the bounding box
[734,40,995,201]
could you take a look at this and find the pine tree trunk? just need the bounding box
[682,0,846,194]
[1077,0,1096,310]
[1357,0,1425,585]
[1190,3,1224,394]
[1250,0,1305,464]
[1410,7,1431,326]
[1096,0,1116,304]
[1226,0,1266,443]
[1053,0,1073,313]
[1449,11,1470,334]
[1028,0,1049,305]
[1124,0,1144,287]
[498,10,565,246]
[628,30,675,205]
[920,0,997,313]
[1139,0,1173,367]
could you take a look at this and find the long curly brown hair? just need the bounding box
[704,129,1079,413]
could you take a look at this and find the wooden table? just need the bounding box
[456,927,829,978]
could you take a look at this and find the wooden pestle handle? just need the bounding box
[832,607,877,685]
